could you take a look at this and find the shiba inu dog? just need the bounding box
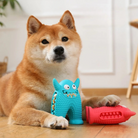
[0,10,121,129]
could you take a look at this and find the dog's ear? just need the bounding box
[74,78,80,88]
[27,15,42,36]
[60,10,76,31]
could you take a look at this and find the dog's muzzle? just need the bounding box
[53,46,66,63]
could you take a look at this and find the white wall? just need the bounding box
[0,0,137,88]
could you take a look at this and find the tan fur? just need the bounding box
[0,10,121,129]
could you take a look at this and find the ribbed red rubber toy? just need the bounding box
[86,105,136,124]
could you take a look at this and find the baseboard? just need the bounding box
[82,88,138,96]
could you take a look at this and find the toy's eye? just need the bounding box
[72,84,76,89]
[41,39,49,44]
[62,36,68,42]
[64,85,70,90]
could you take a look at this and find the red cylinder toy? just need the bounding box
[86,105,136,124]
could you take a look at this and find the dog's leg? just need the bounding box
[9,107,68,129]
[81,95,121,120]
[0,104,5,117]
[8,94,68,129]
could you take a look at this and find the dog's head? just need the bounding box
[25,10,82,68]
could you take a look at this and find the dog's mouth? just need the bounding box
[53,55,66,63]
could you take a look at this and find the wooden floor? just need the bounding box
[0,95,138,138]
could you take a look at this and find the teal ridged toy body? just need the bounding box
[51,78,83,125]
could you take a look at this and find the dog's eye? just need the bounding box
[41,39,49,44]
[62,37,68,42]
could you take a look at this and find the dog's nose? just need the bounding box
[54,46,64,55]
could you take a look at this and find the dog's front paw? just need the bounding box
[43,116,68,129]
[98,95,121,107]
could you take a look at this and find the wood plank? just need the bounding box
[0,117,8,128]
[82,88,138,97]
[95,95,138,138]
[36,122,105,138]
[134,66,138,82]
[126,46,138,98]
[0,120,104,138]
[95,123,138,138]
[132,81,138,85]
[0,95,137,138]
[0,124,47,138]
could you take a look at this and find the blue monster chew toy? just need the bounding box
[51,78,83,125]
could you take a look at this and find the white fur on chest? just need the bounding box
[44,66,76,100]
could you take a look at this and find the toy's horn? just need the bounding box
[53,78,61,91]
[74,78,80,88]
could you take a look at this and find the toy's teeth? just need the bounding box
[100,111,123,119]
[66,93,77,97]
